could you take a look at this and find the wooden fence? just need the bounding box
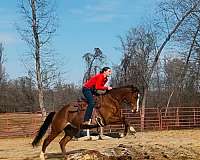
[0,107,200,137]
[0,113,42,137]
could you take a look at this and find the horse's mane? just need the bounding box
[112,85,138,90]
[109,85,139,93]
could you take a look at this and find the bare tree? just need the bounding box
[156,0,200,114]
[0,43,8,112]
[150,0,200,84]
[0,43,6,84]
[17,0,58,119]
[82,48,106,83]
[163,57,185,108]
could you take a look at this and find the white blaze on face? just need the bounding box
[131,93,140,112]
[136,94,140,112]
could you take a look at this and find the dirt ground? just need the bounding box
[0,129,200,160]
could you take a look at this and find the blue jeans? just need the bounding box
[82,87,95,121]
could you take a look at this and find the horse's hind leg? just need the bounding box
[59,125,79,155]
[59,134,72,155]
[40,130,60,160]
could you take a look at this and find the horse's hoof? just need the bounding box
[130,126,136,133]
[40,151,45,160]
[120,133,125,138]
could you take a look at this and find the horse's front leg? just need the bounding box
[107,116,129,137]
[122,116,137,137]
[121,116,129,137]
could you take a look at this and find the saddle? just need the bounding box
[68,94,105,126]
[69,95,102,112]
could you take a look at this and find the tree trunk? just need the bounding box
[0,43,3,83]
[141,88,147,131]
[31,0,47,119]
[165,89,174,117]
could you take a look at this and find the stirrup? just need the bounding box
[95,117,104,127]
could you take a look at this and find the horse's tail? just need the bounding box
[32,112,56,147]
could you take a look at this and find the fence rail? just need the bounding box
[0,107,200,137]
[0,113,42,137]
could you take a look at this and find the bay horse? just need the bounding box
[32,85,140,160]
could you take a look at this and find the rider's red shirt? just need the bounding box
[83,73,108,90]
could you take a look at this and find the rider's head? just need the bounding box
[100,67,112,77]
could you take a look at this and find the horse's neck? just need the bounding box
[101,93,122,109]
[108,89,124,102]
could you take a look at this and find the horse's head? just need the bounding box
[111,85,140,112]
[123,86,140,112]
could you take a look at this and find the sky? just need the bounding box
[0,0,161,85]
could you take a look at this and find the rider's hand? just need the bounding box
[107,86,112,90]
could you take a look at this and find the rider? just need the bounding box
[82,67,112,125]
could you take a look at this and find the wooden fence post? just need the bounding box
[176,107,179,127]
[157,108,162,130]
[6,115,9,135]
[194,108,196,126]
[140,107,145,131]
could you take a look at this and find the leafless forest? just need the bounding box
[0,0,200,114]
